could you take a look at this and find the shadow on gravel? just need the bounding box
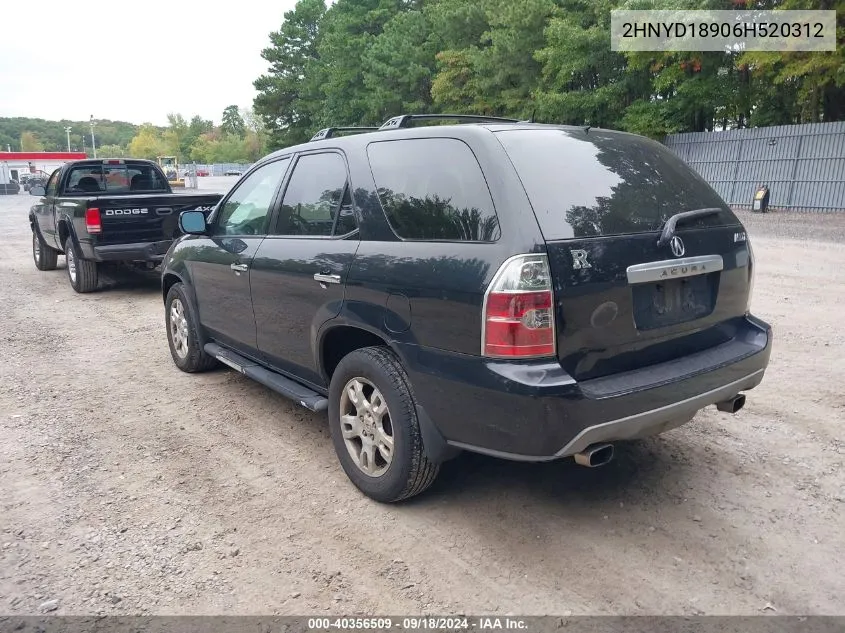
[420,437,690,509]
[98,265,162,295]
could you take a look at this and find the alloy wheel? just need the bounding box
[339,377,394,477]
[66,247,77,283]
[169,298,190,359]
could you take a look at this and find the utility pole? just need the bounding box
[89,115,97,159]
[65,126,72,152]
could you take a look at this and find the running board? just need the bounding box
[204,343,328,412]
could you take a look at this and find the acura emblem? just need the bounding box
[669,235,685,257]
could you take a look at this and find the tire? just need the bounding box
[328,346,439,503]
[165,282,217,373]
[64,237,98,293]
[32,229,58,271]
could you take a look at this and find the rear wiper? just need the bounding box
[656,208,722,247]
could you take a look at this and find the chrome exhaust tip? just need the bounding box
[716,394,746,414]
[574,443,615,468]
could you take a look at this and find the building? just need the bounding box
[0,151,87,185]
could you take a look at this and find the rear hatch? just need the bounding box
[496,127,752,381]
[93,194,220,245]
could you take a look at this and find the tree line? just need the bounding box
[252,0,845,149]
[0,105,267,164]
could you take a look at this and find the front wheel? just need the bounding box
[328,347,439,503]
[165,282,217,373]
[32,229,58,271]
[64,237,98,293]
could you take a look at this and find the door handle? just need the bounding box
[230,263,249,273]
[313,273,341,285]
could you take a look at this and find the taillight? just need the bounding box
[482,254,556,358]
[86,208,102,234]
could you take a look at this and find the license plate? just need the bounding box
[632,273,716,330]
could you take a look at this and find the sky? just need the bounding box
[0,0,299,126]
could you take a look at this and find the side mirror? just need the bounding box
[179,210,207,235]
[30,186,46,196]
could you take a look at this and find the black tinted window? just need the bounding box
[214,158,290,236]
[367,138,500,241]
[334,188,357,235]
[65,163,168,194]
[496,129,737,239]
[275,153,348,237]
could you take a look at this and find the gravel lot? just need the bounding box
[1,183,843,616]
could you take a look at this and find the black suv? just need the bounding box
[161,114,772,502]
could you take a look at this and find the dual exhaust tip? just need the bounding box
[573,394,747,468]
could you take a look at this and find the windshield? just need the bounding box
[496,128,737,240]
[65,163,169,194]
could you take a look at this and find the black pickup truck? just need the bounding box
[29,158,222,293]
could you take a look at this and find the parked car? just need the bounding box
[23,177,46,192]
[29,159,223,293]
[161,115,772,502]
[223,169,243,177]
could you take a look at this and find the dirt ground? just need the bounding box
[1,181,843,616]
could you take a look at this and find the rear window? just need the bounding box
[496,129,737,239]
[367,138,500,242]
[65,163,168,194]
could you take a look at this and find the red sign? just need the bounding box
[0,152,87,160]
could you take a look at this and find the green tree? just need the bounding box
[96,144,127,157]
[534,0,641,128]
[128,124,166,159]
[740,0,845,123]
[222,105,246,136]
[254,0,328,148]
[20,131,44,151]
[361,9,438,122]
[316,0,403,126]
[474,0,557,117]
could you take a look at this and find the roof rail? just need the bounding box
[379,114,521,130]
[310,126,380,142]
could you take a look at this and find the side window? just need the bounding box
[274,153,350,237]
[45,170,60,196]
[367,138,500,241]
[213,158,290,236]
[333,187,357,236]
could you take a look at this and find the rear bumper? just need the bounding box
[400,315,772,461]
[81,240,174,263]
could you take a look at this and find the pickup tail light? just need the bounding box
[482,254,556,358]
[86,208,102,234]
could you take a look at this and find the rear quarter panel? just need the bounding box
[341,128,546,356]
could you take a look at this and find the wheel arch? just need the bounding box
[317,322,458,465]
[56,218,76,253]
[162,271,207,348]
[318,323,394,384]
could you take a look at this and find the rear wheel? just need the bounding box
[329,347,439,502]
[64,237,98,293]
[165,282,217,373]
[32,229,58,271]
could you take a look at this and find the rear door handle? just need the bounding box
[230,263,249,273]
[313,273,341,285]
